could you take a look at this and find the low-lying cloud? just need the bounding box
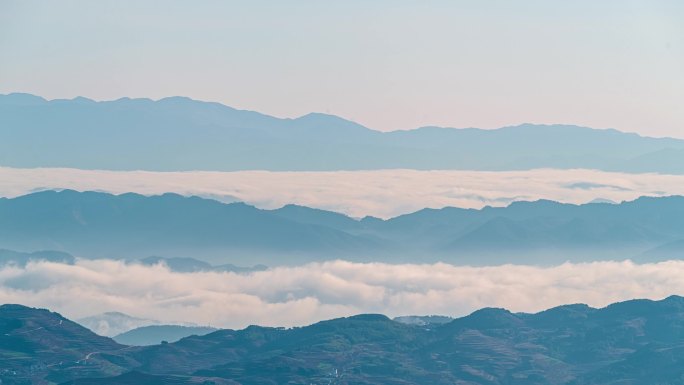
[1,259,682,330]
[2,167,684,218]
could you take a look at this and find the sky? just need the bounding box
[1,0,683,136]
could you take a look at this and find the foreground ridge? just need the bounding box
[2,296,684,384]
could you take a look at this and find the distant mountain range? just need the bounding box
[112,325,218,346]
[1,190,684,265]
[0,249,266,276]
[137,256,267,274]
[4,297,684,384]
[2,93,684,173]
[76,311,217,346]
[0,249,74,267]
[76,312,160,337]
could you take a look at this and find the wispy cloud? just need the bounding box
[1,259,682,329]
[2,167,684,218]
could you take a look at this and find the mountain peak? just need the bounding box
[345,313,392,322]
[455,307,524,329]
[293,112,370,131]
[158,95,194,103]
[0,303,36,311]
[1,92,48,106]
[68,96,96,104]
[296,111,347,121]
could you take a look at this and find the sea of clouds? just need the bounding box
[1,259,682,330]
[3,167,684,331]
[2,167,684,218]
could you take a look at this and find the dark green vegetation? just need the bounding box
[2,190,684,265]
[113,325,218,346]
[0,305,127,385]
[3,297,684,384]
[2,93,684,173]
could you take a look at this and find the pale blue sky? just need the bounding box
[1,0,683,136]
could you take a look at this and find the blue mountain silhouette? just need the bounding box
[2,93,684,172]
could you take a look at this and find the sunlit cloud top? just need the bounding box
[1,259,683,329]
[2,167,684,218]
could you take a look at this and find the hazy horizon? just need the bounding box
[2,1,683,137]
[5,91,684,140]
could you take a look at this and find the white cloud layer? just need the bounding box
[2,167,684,218]
[1,259,683,330]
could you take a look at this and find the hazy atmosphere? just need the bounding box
[1,0,683,136]
[2,1,684,384]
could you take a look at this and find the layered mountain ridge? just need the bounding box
[2,190,684,265]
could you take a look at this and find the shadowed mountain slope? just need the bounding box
[0,190,382,263]
[0,304,129,385]
[2,190,684,264]
[3,297,684,384]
